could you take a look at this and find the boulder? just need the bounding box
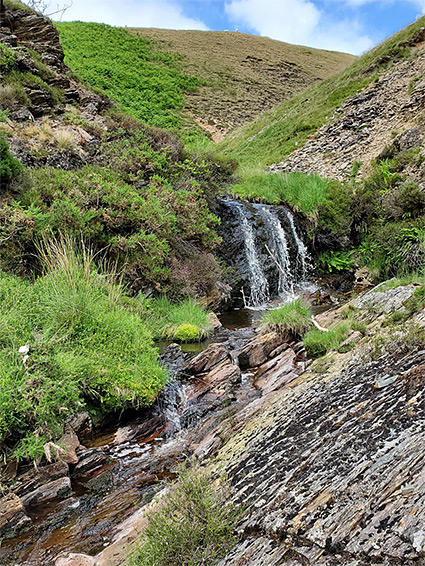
[58,425,81,464]
[0,493,31,539]
[21,476,72,507]
[72,448,108,478]
[67,412,92,439]
[13,460,69,499]
[238,331,287,369]
[185,343,231,375]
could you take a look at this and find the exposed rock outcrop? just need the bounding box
[270,47,425,182]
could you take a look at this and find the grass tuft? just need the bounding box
[303,322,351,358]
[261,298,312,337]
[148,296,213,341]
[231,171,328,216]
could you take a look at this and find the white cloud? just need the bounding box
[345,0,425,13]
[225,0,374,54]
[58,0,209,30]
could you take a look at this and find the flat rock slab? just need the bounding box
[21,476,72,507]
[351,283,417,313]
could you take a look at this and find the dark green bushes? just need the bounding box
[0,134,22,187]
[0,120,233,294]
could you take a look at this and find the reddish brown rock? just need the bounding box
[59,425,81,465]
[238,331,287,369]
[185,343,231,375]
[13,460,69,499]
[0,493,31,539]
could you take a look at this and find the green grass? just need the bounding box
[128,465,240,566]
[218,15,425,168]
[231,171,328,215]
[303,322,351,358]
[147,296,213,341]
[261,298,312,337]
[56,22,201,131]
[0,239,167,461]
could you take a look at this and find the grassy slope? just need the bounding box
[218,16,425,168]
[130,29,355,136]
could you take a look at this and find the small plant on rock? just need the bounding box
[261,298,312,338]
[127,464,241,566]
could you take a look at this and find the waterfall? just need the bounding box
[284,208,311,279]
[231,201,270,307]
[218,199,310,308]
[254,205,292,296]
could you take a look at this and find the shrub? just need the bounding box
[170,252,222,297]
[261,298,312,337]
[127,465,240,566]
[0,134,22,187]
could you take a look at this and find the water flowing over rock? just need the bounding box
[217,199,310,307]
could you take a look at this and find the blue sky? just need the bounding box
[58,0,425,55]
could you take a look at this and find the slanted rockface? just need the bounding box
[270,42,425,182]
[214,284,425,565]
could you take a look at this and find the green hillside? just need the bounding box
[57,22,201,132]
[130,29,355,139]
[218,16,425,168]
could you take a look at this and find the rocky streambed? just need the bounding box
[2,283,425,566]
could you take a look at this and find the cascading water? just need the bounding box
[160,378,188,434]
[254,204,292,296]
[218,199,311,308]
[284,208,311,279]
[230,201,270,307]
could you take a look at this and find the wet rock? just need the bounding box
[67,411,92,439]
[0,493,31,539]
[238,331,287,369]
[160,342,186,375]
[21,476,72,507]
[72,448,108,478]
[112,416,162,446]
[185,343,231,375]
[13,460,69,499]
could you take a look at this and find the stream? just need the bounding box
[1,308,265,565]
[1,200,319,565]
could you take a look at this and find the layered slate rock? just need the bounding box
[216,287,425,565]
